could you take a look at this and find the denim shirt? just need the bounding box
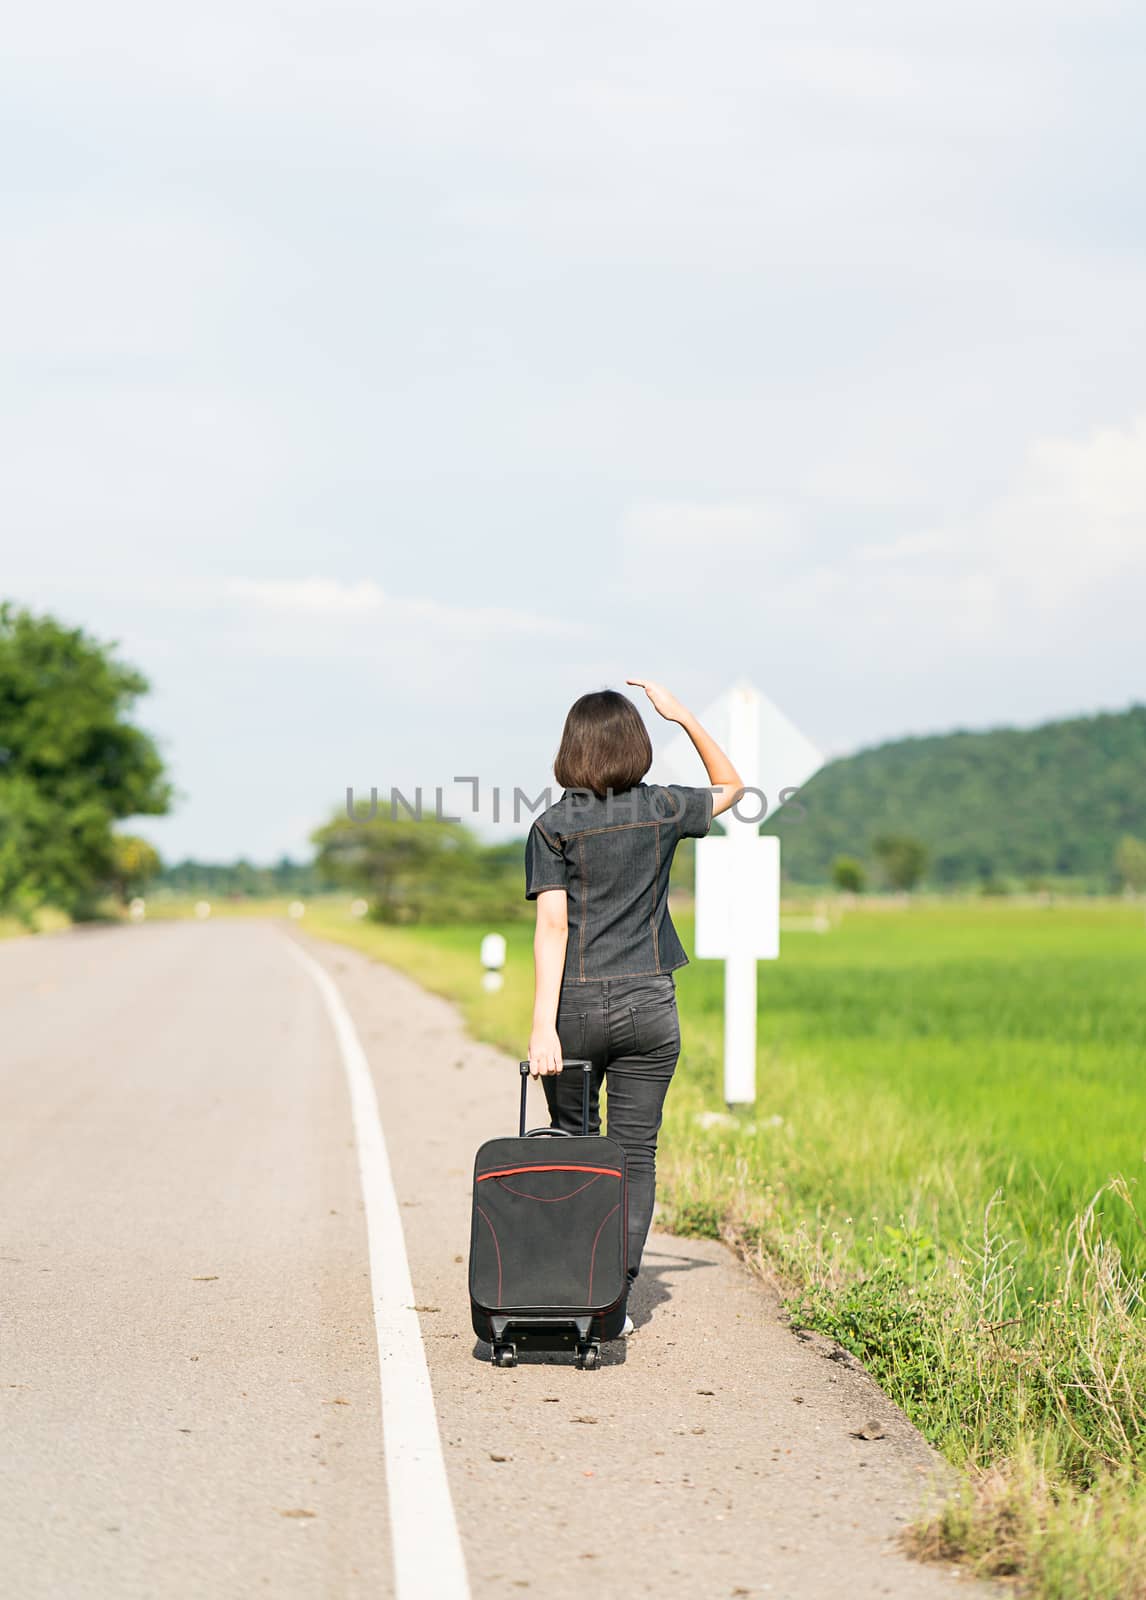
[523,782,714,985]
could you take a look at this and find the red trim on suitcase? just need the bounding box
[475,1205,502,1303]
[587,1202,621,1303]
[494,1174,604,1202]
[476,1164,621,1182]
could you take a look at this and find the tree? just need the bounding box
[831,855,866,893]
[107,834,161,905]
[0,603,172,919]
[312,798,529,924]
[1114,835,1146,894]
[871,833,929,892]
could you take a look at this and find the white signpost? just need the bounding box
[661,680,824,1105]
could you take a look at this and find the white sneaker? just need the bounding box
[620,1315,635,1337]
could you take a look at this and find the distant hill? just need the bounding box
[763,703,1146,887]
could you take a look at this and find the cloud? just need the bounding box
[225,577,388,615]
[855,413,1146,620]
[856,530,954,562]
[603,412,1146,731]
[619,500,795,594]
[980,416,1146,606]
[223,576,585,641]
[5,0,1146,858]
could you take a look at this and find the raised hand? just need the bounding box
[626,678,690,725]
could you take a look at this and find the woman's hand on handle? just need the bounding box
[528,1024,563,1078]
[626,678,689,724]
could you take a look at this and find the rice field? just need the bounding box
[304,895,1146,1598]
[305,898,1146,1265]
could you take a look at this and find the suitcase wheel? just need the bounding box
[575,1342,601,1371]
[492,1342,518,1368]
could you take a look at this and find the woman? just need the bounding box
[524,677,745,1333]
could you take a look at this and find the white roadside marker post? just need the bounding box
[481,931,507,993]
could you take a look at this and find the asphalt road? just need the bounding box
[1,920,996,1599]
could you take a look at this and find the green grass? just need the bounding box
[305,899,1146,1264]
[0,906,71,939]
[140,892,306,921]
[1,895,308,936]
[303,895,1146,1597]
[679,902,1146,1270]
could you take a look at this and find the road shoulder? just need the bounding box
[295,928,997,1600]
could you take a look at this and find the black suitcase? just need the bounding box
[468,1060,628,1369]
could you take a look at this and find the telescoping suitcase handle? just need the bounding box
[518,1059,592,1137]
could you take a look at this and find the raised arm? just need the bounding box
[626,678,746,818]
[528,888,568,1077]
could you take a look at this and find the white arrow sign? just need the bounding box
[660,681,825,1105]
[660,679,825,823]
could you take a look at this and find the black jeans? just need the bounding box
[542,974,680,1284]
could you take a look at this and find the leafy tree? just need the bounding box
[312,799,529,924]
[0,603,171,919]
[107,834,161,905]
[872,833,929,892]
[831,855,866,893]
[0,777,53,923]
[1114,834,1146,893]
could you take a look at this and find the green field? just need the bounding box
[306,899,1146,1262]
[0,907,71,940]
[303,896,1146,1598]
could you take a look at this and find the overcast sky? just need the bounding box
[3,0,1144,861]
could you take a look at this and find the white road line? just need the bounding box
[285,938,471,1600]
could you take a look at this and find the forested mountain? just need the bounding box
[763,703,1146,887]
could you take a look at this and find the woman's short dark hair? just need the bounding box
[554,689,652,798]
